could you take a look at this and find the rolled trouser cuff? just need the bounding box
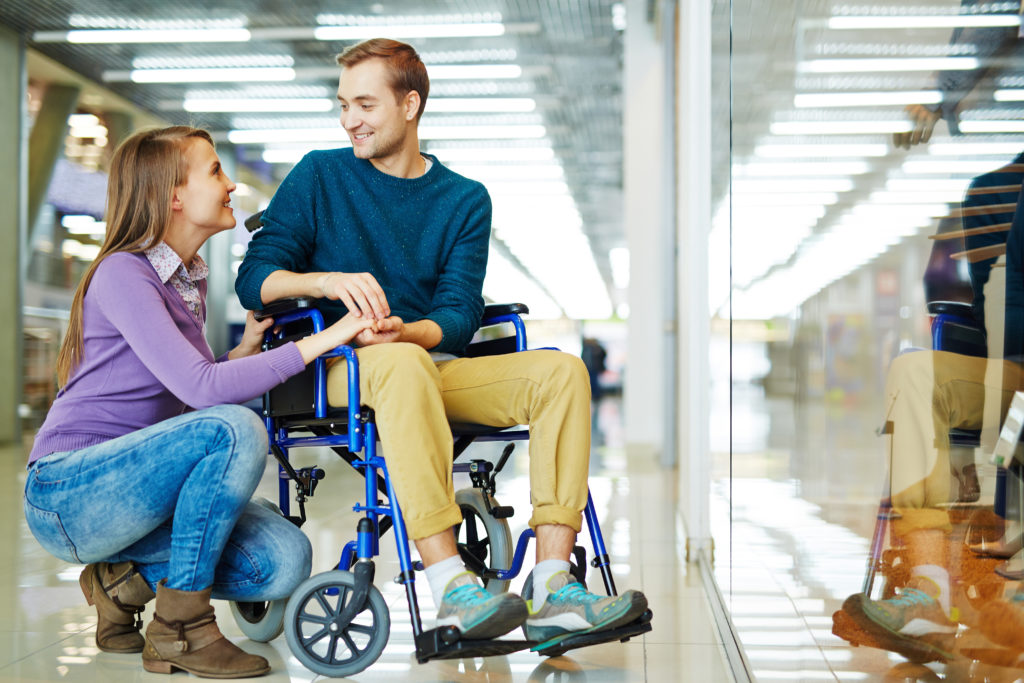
[405,502,464,541]
[529,505,583,533]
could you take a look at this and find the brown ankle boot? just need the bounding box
[142,582,270,678]
[79,561,156,653]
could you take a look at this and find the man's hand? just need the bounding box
[318,272,391,320]
[354,316,405,346]
[227,310,274,359]
[893,104,942,149]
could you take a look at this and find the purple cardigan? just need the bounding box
[29,251,305,464]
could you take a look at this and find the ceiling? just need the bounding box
[0,0,627,320]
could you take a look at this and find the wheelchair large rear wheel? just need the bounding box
[455,487,513,595]
[284,570,389,678]
[230,599,286,642]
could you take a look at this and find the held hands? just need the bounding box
[893,104,942,149]
[227,311,275,359]
[294,312,377,364]
[318,272,390,320]
[354,316,405,346]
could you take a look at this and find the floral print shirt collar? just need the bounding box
[143,242,208,325]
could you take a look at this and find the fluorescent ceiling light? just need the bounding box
[868,190,964,203]
[447,164,565,181]
[427,146,555,162]
[753,143,888,157]
[123,67,295,83]
[734,161,871,176]
[733,178,854,192]
[798,57,979,73]
[959,120,1024,133]
[68,14,246,29]
[828,15,1019,30]
[926,142,1024,155]
[794,90,941,107]
[886,178,971,192]
[42,28,252,43]
[61,215,106,235]
[230,124,547,144]
[134,54,292,69]
[994,89,1024,102]
[902,159,1009,174]
[732,192,839,206]
[425,98,536,113]
[770,121,912,135]
[314,23,505,40]
[184,98,332,112]
[427,65,522,80]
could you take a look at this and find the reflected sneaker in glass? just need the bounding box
[841,586,957,662]
[523,571,648,647]
[435,572,527,639]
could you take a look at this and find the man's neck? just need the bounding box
[369,139,427,178]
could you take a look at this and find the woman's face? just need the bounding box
[174,138,237,233]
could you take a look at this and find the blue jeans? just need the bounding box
[23,405,311,601]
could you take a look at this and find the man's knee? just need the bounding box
[531,351,590,393]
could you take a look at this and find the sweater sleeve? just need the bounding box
[94,256,306,408]
[235,156,320,310]
[424,187,491,354]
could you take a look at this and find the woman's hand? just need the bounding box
[294,313,377,364]
[227,311,274,359]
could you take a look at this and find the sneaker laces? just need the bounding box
[886,588,934,608]
[445,584,491,607]
[551,581,603,605]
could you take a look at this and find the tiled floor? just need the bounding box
[0,398,734,682]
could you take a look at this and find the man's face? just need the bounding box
[337,58,415,163]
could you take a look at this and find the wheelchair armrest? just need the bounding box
[482,303,529,322]
[254,296,318,322]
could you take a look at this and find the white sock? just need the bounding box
[424,555,469,606]
[912,564,952,617]
[531,559,571,610]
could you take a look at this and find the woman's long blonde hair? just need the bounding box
[55,126,214,386]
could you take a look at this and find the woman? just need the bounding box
[23,126,373,679]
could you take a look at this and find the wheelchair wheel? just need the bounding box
[284,570,389,678]
[230,599,286,642]
[455,487,513,595]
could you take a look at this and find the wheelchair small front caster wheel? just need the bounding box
[440,625,460,645]
[230,599,286,642]
[284,570,390,677]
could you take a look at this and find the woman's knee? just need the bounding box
[200,405,268,464]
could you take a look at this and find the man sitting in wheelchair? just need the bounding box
[235,37,648,647]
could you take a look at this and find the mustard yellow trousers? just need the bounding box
[885,349,1022,536]
[326,343,591,540]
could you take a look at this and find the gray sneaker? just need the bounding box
[523,571,648,647]
[435,573,527,639]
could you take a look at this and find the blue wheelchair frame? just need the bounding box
[257,298,651,675]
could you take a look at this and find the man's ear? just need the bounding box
[405,90,421,121]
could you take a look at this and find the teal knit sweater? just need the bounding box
[235,148,491,355]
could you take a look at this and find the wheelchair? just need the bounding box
[227,295,653,678]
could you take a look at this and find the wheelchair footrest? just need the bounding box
[414,627,532,663]
[530,609,654,658]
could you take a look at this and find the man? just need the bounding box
[235,38,646,648]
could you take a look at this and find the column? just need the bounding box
[0,26,25,443]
